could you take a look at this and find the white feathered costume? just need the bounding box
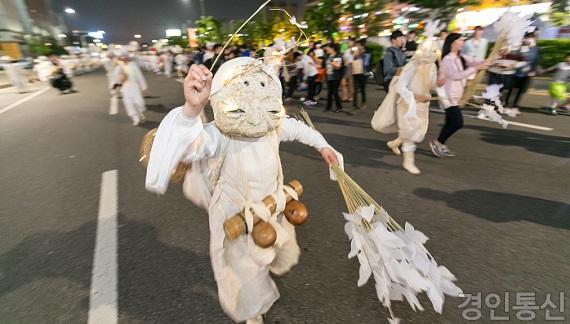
[372,21,440,174]
[145,57,343,322]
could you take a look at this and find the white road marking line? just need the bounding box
[463,113,554,131]
[89,170,119,324]
[109,95,119,115]
[503,120,554,131]
[0,87,50,115]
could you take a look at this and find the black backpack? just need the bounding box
[375,47,394,86]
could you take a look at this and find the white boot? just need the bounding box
[131,115,140,126]
[387,139,401,155]
[402,151,421,175]
[246,316,264,324]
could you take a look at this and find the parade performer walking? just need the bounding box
[114,53,148,126]
[372,21,441,174]
[145,57,342,324]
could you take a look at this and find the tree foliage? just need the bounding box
[195,16,223,44]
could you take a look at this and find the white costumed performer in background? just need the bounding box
[145,57,343,323]
[372,21,441,175]
[114,52,148,126]
[1,56,27,93]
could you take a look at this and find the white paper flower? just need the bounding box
[341,205,462,321]
[482,84,503,101]
[423,19,440,38]
[289,16,308,29]
[494,12,532,46]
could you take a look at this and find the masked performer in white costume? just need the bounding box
[145,57,342,323]
[114,53,148,125]
[373,21,440,175]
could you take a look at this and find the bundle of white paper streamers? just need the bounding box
[343,205,463,323]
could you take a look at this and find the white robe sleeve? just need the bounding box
[395,63,417,119]
[145,107,219,194]
[279,117,344,180]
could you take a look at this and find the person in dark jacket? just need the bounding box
[382,30,407,92]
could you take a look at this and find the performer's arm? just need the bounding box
[279,117,342,171]
[146,64,214,194]
[145,108,218,194]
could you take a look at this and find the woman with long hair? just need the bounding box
[429,33,488,158]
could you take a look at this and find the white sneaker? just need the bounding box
[477,110,487,120]
[503,108,515,117]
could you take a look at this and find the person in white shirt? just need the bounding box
[463,26,489,61]
[301,50,319,105]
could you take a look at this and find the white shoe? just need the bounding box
[387,140,401,155]
[402,151,421,175]
[246,316,264,324]
[477,110,487,120]
[503,108,517,118]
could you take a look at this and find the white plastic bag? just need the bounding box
[371,77,399,134]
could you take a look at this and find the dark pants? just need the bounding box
[437,106,463,144]
[383,78,392,93]
[286,76,298,98]
[353,74,366,106]
[504,76,529,107]
[307,75,317,101]
[315,81,323,96]
[326,79,342,110]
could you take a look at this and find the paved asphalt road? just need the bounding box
[0,69,568,324]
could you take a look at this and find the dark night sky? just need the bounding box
[52,0,304,43]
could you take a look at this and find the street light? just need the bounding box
[134,34,142,39]
[57,33,67,38]
[165,29,182,37]
[64,8,76,14]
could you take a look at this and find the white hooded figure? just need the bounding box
[372,21,440,175]
[174,53,189,79]
[113,53,148,125]
[161,51,174,77]
[34,56,54,82]
[101,52,118,90]
[1,56,27,93]
[145,57,342,323]
[59,55,75,77]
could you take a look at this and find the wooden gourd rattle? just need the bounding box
[223,180,309,248]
